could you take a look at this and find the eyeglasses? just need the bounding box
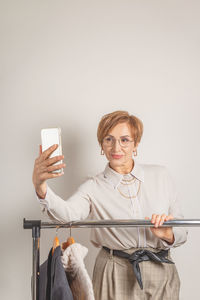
[102,136,134,148]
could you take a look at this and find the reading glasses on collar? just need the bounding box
[103,136,135,148]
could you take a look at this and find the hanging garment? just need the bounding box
[61,243,95,300]
[39,246,73,300]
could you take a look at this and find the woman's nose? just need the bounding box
[112,139,121,151]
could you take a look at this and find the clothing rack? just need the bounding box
[23,218,200,300]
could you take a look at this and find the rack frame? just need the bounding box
[23,218,200,300]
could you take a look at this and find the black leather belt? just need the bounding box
[103,246,174,290]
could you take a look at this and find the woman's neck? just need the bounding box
[109,159,134,174]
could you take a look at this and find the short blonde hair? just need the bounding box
[97,110,143,146]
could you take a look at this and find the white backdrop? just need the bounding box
[1,1,200,299]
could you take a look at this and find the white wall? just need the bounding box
[1,0,200,299]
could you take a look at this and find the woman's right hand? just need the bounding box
[32,144,66,199]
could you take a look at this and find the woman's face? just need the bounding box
[102,122,138,170]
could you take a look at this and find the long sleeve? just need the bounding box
[36,179,93,223]
[35,162,188,250]
[160,168,188,249]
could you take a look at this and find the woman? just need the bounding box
[33,111,187,300]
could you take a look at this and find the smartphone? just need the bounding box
[41,128,63,173]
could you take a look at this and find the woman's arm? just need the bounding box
[37,180,92,223]
[146,167,188,248]
[33,144,92,222]
[145,214,175,245]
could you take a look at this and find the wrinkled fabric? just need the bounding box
[61,243,95,300]
[103,246,174,289]
[37,162,188,250]
[93,247,180,300]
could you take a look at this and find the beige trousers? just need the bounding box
[92,247,180,300]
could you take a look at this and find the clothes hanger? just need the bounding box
[62,223,75,250]
[52,226,60,255]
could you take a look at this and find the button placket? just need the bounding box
[135,193,147,248]
[126,180,142,247]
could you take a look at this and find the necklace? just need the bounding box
[117,181,141,199]
[120,177,136,185]
[122,176,135,182]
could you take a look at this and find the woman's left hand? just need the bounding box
[145,214,175,245]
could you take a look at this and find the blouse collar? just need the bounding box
[103,160,145,189]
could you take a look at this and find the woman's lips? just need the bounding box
[111,154,123,159]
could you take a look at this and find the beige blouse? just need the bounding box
[37,161,188,250]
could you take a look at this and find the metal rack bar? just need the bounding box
[23,218,200,300]
[40,219,200,228]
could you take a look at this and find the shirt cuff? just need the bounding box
[35,185,68,222]
[35,185,51,209]
[160,227,187,249]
